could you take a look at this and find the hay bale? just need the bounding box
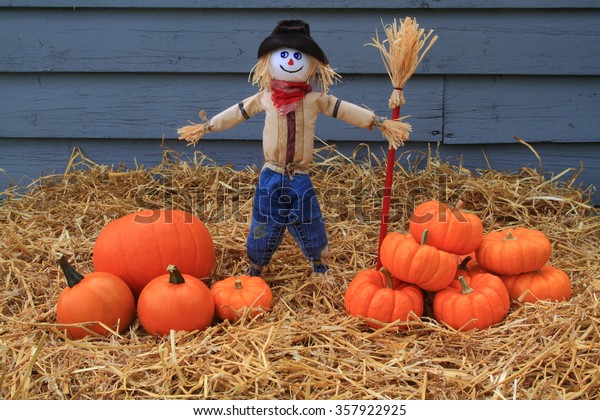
[0,144,598,400]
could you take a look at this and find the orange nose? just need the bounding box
[288,58,294,66]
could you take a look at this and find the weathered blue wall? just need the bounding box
[1,1,599,202]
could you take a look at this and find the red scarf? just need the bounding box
[270,80,312,116]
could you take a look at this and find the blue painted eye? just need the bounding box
[280,51,289,59]
[294,52,302,60]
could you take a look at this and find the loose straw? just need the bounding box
[0,144,598,400]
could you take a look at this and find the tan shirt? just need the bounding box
[208,90,378,172]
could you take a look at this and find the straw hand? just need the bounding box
[177,110,210,146]
[375,116,412,150]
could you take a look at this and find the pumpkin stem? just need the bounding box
[504,231,516,241]
[167,265,186,285]
[458,276,474,295]
[380,267,394,289]
[420,229,429,246]
[234,278,243,289]
[56,253,84,288]
[458,256,473,270]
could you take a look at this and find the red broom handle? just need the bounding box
[376,105,401,270]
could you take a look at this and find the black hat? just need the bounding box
[257,20,328,64]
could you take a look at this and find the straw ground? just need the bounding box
[1,143,598,399]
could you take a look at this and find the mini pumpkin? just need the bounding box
[475,227,551,275]
[409,200,484,255]
[93,209,215,298]
[456,255,487,276]
[380,230,457,291]
[137,265,214,336]
[501,264,571,303]
[450,252,477,267]
[211,275,273,321]
[433,268,510,331]
[344,268,423,329]
[56,254,135,340]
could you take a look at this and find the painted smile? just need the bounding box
[279,65,304,74]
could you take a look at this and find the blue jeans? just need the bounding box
[247,168,329,274]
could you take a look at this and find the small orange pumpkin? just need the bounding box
[56,254,135,340]
[475,227,551,275]
[450,252,477,267]
[456,255,487,276]
[380,230,457,291]
[433,267,510,331]
[344,269,423,329]
[501,265,571,303]
[137,265,214,336]
[409,200,484,255]
[211,275,273,321]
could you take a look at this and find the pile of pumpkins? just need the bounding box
[56,209,272,339]
[56,200,572,339]
[344,199,572,331]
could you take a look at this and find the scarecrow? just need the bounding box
[178,20,410,276]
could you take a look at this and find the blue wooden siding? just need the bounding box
[1,1,599,202]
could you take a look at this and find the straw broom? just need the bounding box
[368,17,438,269]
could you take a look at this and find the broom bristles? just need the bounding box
[368,17,438,109]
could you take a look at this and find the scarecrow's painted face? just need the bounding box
[269,47,314,82]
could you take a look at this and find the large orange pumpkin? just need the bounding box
[433,265,510,331]
[56,254,135,339]
[211,275,273,321]
[137,265,215,336]
[344,269,423,329]
[93,209,215,297]
[475,227,551,275]
[409,200,483,255]
[501,264,571,303]
[380,230,457,291]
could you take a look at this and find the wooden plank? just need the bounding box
[0,73,443,142]
[2,139,597,205]
[2,1,598,9]
[2,8,598,75]
[443,76,600,144]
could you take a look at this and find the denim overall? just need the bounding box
[246,167,329,275]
